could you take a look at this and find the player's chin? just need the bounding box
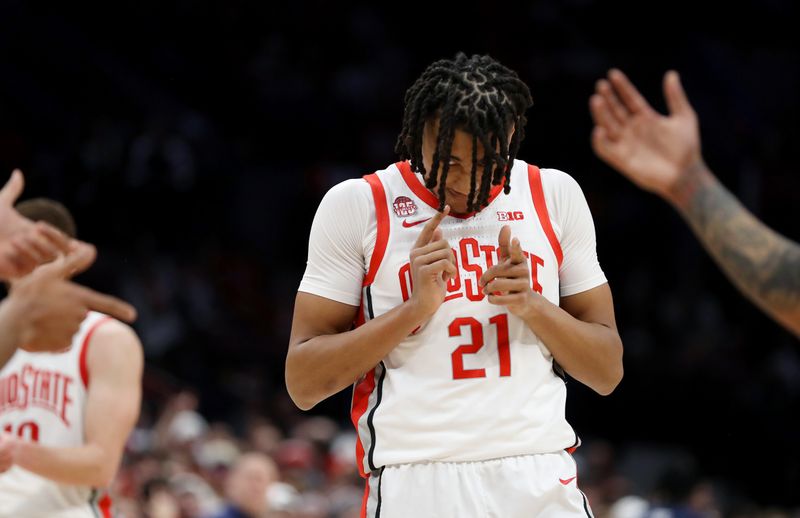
[444,190,471,214]
[444,199,469,214]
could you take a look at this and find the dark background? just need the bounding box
[1,0,798,509]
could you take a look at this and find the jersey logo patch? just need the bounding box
[393,196,418,217]
[497,211,524,221]
[559,476,577,485]
[402,218,431,228]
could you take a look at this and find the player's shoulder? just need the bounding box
[317,163,403,212]
[86,314,143,361]
[534,167,586,202]
[321,177,373,207]
[537,167,580,187]
[512,160,578,187]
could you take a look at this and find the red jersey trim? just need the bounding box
[363,174,390,287]
[351,369,376,478]
[79,316,114,389]
[396,161,506,219]
[527,165,564,269]
[98,493,113,518]
[360,477,369,517]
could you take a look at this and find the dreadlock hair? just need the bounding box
[395,53,533,212]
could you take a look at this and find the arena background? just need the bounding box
[1,0,798,515]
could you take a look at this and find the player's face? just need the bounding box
[421,117,513,214]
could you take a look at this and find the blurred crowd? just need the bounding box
[1,0,799,513]
[113,391,799,518]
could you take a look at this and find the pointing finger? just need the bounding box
[74,285,138,323]
[510,237,525,264]
[413,205,450,249]
[497,225,511,261]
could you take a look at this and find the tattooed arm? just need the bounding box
[590,68,800,337]
[671,164,800,335]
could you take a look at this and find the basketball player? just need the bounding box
[287,53,623,517]
[0,198,143,518]
[0,170,138,367]
[590,69,800,337]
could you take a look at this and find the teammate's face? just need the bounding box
[421,118,513,214]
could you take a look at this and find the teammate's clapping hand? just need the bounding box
[0,170,72,279]
[480,225,539,318]
[407,206,456,319]
[590,69,703,202]
[3,240,137,353]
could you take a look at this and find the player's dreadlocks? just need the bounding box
[395,53,533,212]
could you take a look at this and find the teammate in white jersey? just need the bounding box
[287,53,623,517]
[0,198,143,518]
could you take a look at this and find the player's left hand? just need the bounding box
[0,433,18,473]
[479,225,541,318]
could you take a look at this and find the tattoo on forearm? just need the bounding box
[683,171,800,312]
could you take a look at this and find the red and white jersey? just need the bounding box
[300,160,607,476]
[0,312,113,518]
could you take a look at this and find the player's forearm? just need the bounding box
[13,441,117,488]
[286,301,429,410]
[521,298,623,395]
[668,164,800,337]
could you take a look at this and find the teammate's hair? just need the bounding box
[15,198,77,238]
[395,53,533,212]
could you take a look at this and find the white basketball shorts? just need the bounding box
[360,450,593,517]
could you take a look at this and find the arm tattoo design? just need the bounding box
[677,167,800,331]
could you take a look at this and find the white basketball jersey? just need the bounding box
[351,160,580,476]
[0,312,113,518]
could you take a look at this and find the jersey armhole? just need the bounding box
[527,165,564,269]
[362,173,390,287]
[79,317,114,389]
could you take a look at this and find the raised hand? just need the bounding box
[3,241,137,352]
[480,225,538,318]
[0,170,72,279]
[590,69,704,202]
[407,206,456,319]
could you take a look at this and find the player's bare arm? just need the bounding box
[287,208,456,410]
[591,68,800,337]
[673,167,800,336]
[2,320,143,486]
[480,225,623,395]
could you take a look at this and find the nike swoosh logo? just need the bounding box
[402,217,431,228]
[559,476,577,485]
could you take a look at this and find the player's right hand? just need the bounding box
[4,240,137,352]
[406,206,456,319]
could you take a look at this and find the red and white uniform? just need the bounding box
[300,160,606,516]
[0,312,113,518]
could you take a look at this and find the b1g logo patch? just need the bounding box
[393,196,418,217]
[497,211,525,221]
